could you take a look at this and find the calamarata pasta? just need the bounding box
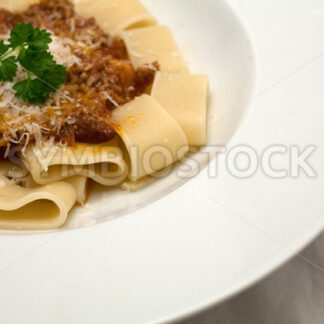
[0,0,209,230]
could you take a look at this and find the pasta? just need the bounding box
[120,25,189,73]
[0,0,209,230]
[0,160,26,179]
[120,176,151,192]
[20,140,128,186]
[112,94,189,180]
[0,176,77,230]
[73,0,157,35]
[66,176,88,204]
[151,72,209,146]
[0,0,39,12]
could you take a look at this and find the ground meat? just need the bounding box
[0,0,159,146]
[60,113,116,146]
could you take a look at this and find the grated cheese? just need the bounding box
[49,34,81,67]
[102,91,119,107]
[0,31,81,145]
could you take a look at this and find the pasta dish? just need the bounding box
[0,0,209,230]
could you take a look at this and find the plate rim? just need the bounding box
[151,1,324,322]
[3,1,324,324]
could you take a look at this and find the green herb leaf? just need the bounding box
[18,48,56,76]
[18,48,66,97]
[13,78,52,105]
[8,23,34,48]
[0,23,67,105]
[0,57,18,82]
[29,27,53,50]
[8,22,52,50]
[0,41,9,56]
[41,64,67,89]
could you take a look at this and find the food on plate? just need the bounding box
[0,0,209,230]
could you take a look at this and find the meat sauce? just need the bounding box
[0,0,158,146]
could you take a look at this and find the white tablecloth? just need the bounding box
[181,0,324,322]
[181,233,324,324]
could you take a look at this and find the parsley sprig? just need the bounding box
[0,23,66,105]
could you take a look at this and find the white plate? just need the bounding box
[1,1,324,323]
[61,0,259,229]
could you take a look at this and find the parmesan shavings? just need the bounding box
[0,31,80,145]
[102,91,119,107]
